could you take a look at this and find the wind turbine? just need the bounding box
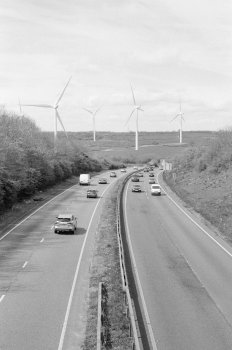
[171,99,184,144]
[22,76,72,150]
[125,85,144,151]
[83,106,102,142]
[18,98,23,116]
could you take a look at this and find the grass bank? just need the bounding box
[82,178,132,349]
[163,168,232,244]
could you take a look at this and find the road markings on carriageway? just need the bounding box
[124,181,158,350]
[57,180,116,350]
[0,295,5,303]
[157,172,232,259]
[22,261,28,269]
[0,183,81,242]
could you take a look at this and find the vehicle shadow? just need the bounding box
[76,227,86,235]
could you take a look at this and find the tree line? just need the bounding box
[0,110,102,212]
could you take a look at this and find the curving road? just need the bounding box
[0,170,131,350]
[124,169,232,350]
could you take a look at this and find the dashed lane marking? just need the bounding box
[22,261,28,269]
[40,238,44,243]
[0,295,5,303]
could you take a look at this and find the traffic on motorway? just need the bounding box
[0,169,133,350]
[124,166,232,349]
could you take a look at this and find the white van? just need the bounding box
[151,184,161,196]
[79,174,90,185]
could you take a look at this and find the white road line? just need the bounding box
[40,238,44,243]
[0,295,5,303]
[51,225,54,230]
[124,181,158,350]
[0,183,80,242]
[57,180,115,350]
[158,172,232,259]
[22,261,28,269]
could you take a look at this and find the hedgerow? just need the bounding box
[0,110,102,212]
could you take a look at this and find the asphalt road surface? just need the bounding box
[124,170,232,350]
[0,170,130,350]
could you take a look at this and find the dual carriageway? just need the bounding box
[1,168,232,349]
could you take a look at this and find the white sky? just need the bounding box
[1,0,232,132]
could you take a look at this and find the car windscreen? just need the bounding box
[58,218,71,222]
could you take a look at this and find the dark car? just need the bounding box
[149,178,156,184]
[131,176,139,182]
[149,172,155,177]
[132,185,142,192]
[87,189,98,198]
[98,178,107,184]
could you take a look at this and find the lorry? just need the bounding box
[79,174,91,185]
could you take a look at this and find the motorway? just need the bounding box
[124,169,232,350]
[0,170,129,350]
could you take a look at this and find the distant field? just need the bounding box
[65,130,215,164]
[91,144,187,164]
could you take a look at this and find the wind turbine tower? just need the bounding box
[83,106,102,142]
[18,98,23,116]
[22,76,72,151]
[171,99,184,144]
[125,85,144,151]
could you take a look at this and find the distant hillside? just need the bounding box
[163,128,232,242]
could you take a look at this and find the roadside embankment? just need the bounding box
[162,169,232,244]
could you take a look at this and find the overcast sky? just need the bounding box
[1,0,232,133]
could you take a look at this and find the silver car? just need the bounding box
[54,214,77,234]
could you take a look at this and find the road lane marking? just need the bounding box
[0,183,82,242]
[124,181,158,350]
[0,295,5,303]
[57,180,116,350]
[51,225,54,230]
[40,238,44,243]
[22,261,28,269]
[158,172,232,259]
[0,172,123,243]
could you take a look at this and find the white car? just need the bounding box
[151,184,161,196]
[110,171,117,177]
[54,214,77,234]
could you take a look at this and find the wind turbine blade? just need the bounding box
[55,76,72,107]
[83,108,93,115]
[170,114,179,122]
[138,107,144,112]
[130,84,136,105]
[93,105,103,116]
[56,109,68,139]
[124,108,136,126]
[22,104,53,108]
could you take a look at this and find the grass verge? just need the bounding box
[163,169,232,244]
[82,178,133,349]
